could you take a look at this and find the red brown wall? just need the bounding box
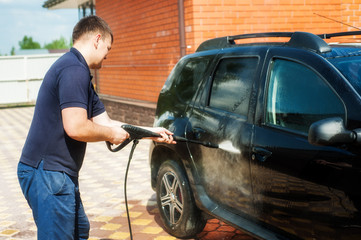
[187,0,361,54]
[96,0,180,103]
[96,0,361,104]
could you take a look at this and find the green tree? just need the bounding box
[19,36,41,49]
[10,47,15,56]
[44,36,71,50]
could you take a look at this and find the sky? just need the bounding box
[0,0,79,55]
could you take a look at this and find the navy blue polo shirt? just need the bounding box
[20,48,105,177]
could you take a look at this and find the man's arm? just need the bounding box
[91,110,125,127]
[62,107,128,144]
[91,111,176,144]
[62,108,175,144]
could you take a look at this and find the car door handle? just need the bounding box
[252,147,272,162]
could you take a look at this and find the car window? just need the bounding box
[266,59,345,134]
[209,57,258,116]
[329,56,361,96]
[175,56,210,103]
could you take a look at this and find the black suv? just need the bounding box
[149,31,361,240]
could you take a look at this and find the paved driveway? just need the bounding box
[0,107,256,240]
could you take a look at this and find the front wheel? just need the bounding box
[156,160,206,238]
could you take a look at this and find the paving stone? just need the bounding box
[0,229,19,237]
[100,223,122,231]
[93,216,114,222]
[155,236,177,240]
[203,222,219,232]
[132,219,152,226]
[141,226,163,234]
[108,231,130,239]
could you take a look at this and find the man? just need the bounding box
[17,15,174,240]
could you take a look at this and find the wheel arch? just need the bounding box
[150,145,187,190]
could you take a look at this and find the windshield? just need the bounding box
[329,55,361,96]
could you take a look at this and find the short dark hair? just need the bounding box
[72,15,113,44]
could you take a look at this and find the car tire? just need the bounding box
[156,160,206,238]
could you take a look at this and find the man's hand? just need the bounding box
[109,126,129,145]
[91,111,130,144]
[146,127,176,144]
[93,113,175,145]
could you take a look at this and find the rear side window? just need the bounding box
[331,57,361,96]
[175,56,210,103]
[266,59,345,134]
[209,57,258,116]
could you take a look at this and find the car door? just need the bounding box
[185,49,264,219]
[251,48,361,239]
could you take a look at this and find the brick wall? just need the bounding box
[187,0,361,54]
[96,0,180,104]
[341,0,361,32]
[100,95,157,126]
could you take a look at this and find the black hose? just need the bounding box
[124,139,139,240]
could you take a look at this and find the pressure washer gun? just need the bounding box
[106,124,218,152]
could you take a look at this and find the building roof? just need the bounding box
[14,49,69,55]
[15,49,50,55]
[43,0,90,9]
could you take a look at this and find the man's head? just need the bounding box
[72,16,113,69]
[72,15,113,44]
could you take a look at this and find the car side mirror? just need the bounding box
[308,117,356,146]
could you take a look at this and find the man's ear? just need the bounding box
[94,33,101,49]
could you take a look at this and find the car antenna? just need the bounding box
[314,13,361,30]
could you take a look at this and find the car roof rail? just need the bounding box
[287,32,332,53]
[317,30,361,39]
[196,32,293,52]
[196,31,361,53]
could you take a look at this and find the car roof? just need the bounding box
[196,31,361,56]
[323,45,361,59]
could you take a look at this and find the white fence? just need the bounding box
[0,54,63,105]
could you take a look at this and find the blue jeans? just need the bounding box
[17,161,90,240]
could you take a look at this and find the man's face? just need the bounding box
[92,34,112,69]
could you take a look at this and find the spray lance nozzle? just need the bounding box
[106,124,218,152]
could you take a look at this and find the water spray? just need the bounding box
[217,140,241,154]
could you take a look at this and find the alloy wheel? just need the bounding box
[160,171,184,224]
